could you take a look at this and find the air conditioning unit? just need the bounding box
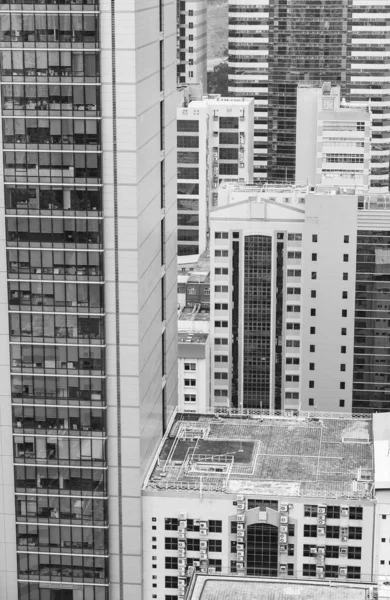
[339,547,348,556]
[280,515,288,524]
[237,531,244,538]
[317,517,326,526]
[237,524,244,531]
[178,528,186,534]
[279,534,287,543]
[237,495,245,501]
[237,515,245,522]
[341,535,348,542]
[288,504,294,509]
[339,567,347,576]
[179,568,186,577]
[316,567,324,574]
[200,552,207,560]
[187,566,194,576]
[194,519,200,526]
[310,547,317,554]
[237,503,245,510]
[178,578,186,587]
[317,527,325,535]
[318,506,326,514]
[280,504,288,512]
[208,567,216,574]
[200,521,208,528]
[317,573,324,579]
[178,559,186,567]
[178,533,186,539]
[237,544,244,552]
[341,507,349,517]
[237,551,244,559]
[279,545,287,553]
[200,541,208,549]
[178,541,186,549]
[178,590,185,598]
[317,547,325,555]
[180,512,187,520]
[194,561,200,567]
[236,562,244,569]
[280,525,288,533]
[280,564,287,572]
[179,520,187,528]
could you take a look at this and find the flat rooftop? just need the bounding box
[178,332,208,344]
[144,412,374,499]
[188,575,375,600]
[179,307,210,322]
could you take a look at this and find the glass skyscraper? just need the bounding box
[0,1,177,599]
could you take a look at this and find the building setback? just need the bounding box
[0,1,178,599]
[228,0,390,191]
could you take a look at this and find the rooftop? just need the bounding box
[178,332,208,344]
[143,411,374,499]
[179,307,210,322]
[187,575,375,600]
[179,250,210,282]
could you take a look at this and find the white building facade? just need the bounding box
[177,0,207,87]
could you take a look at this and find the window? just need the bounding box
[165,518,178,531]
[208,559,222,572]
[344,235,349,243]
[309,363,315,371]
[219,163,238,176]
[286,357,300,365]
[231,540,237,553]
[327,506,340,519]
[184,394,196,403]
[215,303,228,310]
[303,564,316,577]
[287,287,301,295]
[340,382,345,390]
[231,521,237,534]
[214,389,228,397]
[325,565,339,578]
[349,527,362,540]
[215,250,228,257]
[219,117,239,129]
[214,286,228,293]
[187,539,200,551]
[348,547,362,560]
[186,519,200,532]
[339,399,345,408]
[311,272,317,280]
[309,380,315,388]
[215,355,228,363]
[208,540,222,552]
[209,520,222,533]
[340,364,346,372]
[287,251,302,259]
[286,323,300,330]
[288,545,294,557]
[286,305,301,313]
[312,234,318,242]
[165,576,178,588]
[311,309,316,316]
[288,524,295,537]
[341,346,346,353]
[165,557,178,570]
[382,515,387,520]
[287,269,301,277]
[286,375,299,382]
[184,363,196,371]
[343,254,349,262]
[177,120,199,133]
[326,526,340,539]
[309,398,314,407]
[325,545,339,558]
[312,253,317,261]
[165,537,178,550]
[341,328,347,335]
[215,268,228,275]
[304,525,317,537]
[286,340,300,347]
[304,505,318,517]
[214,321,228,328]
[215,338,228,345]
[343,272,348,280]
[288,564,294,576]
[310,345,315,352]
[215,232,229,239]
[310,327,316,334]
[342,309,347,317]
[342,291,348,299]
[288,233,302,241]
[184,379,196,387]
[349,507,363,520]
[347,566,361,580]
[214,372,228,380]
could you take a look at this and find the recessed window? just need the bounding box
[344,235,349,243]
[340,364,346,372]
[312,234,318,242]
[311,272,317,280]
[311,308,316,316]
[339,399,345,408]
[308,398,314,406]
[312,253,317,261]
[343,254,349,262]
[311,290,316,298]
[310,327,316,334]
[341,328,347,335]
[309,363,315,371]
[341,346,346,353]
[340,382,345,390]
[342,291,348,299]
[310,345,315,352]
[309,381,314,388]
[342,309,347,317]
[343,272,348,280]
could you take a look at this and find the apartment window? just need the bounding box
[310,345,315,352]
[312,234,318,242]
[184,363,196,371]
[286,357,300,365]
[186,519,200,532]
[327,506,340,519]
[311,309,316,316]
[215,232,229,239]
[325,565,339,578]
[287,287,301,295]
[312,253,317,261]
[215,355,228,363]
[343,254,349,262]
[304,505,318,517]
[215,268,228,275]
[309,381,314,388]
[187,539,200,551]
[287,269,301,276]
[215,303,228,310]
[288,545,295,557]
[286,375,299,382]
[349,527,362,540]
[342,291,348,299]
[344,235,349,243]
[208,540,222,553]
[342,309,347,317]
[343,272,348,280]
[285,392,299,400]
[231,521,237,534]
[348,547,362,560]
[209,520,222,533]
[341,328,347,335]
[215,250,228,257]
[165,518,178,531]
[303,564,316,577]
[339,399,345,408]
[325,545,339,558]
[347,566,361,580]
[165,577,178,588]
[310,327,316,334]
[189,47,193,53]
[288,524,295,537]
[308,398,314,406]
[311,290,316,298]
[165,557,178,570]
[184,379,196,387]
[214,389,228,397]
[215,338,228,345]
[287,251,302,259]
[208,559,222,572]
[214,286,229,293]
[311,272,317,279]
[214,373,228,380]
[286,340,300,347]
[349,507,363,520]
[189,22,193,28]
[304,525,317,537]
[382,515,387,520]
[214,321,228,328]
[189,9,193,15]
[288,233,302,241]
[184,395,196,403]
[326,526,340,539]
[341,346,346,353]
[286,305,301,313]
[286,323,300,330]
[340,382,345,390]
[309,363,315,371]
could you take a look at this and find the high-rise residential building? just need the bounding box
[0,1,177,599]
[208,182,390,414]
[228,0,390,190]
[177,94,254,258]
[296,83,371,190]
[142,410,382,598]
[177,0,207,86]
